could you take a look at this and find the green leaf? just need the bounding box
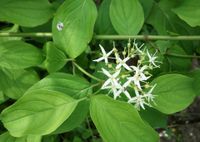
[90,95,159,142]
[1,89,79,137]
[95,0,116,34]
[53,99,89,134]
[166,45,192,71]
[0,132,26,142]
[109,0,144,35]
[44,42,67,73]
[139,107,167,128]
[146,1,177,35]
[151,74,196,114]
[52,0,97,58]
[27,73,91,99]
[139,0,154,19]
[0,41,44,69]
[0,68,39,99]
[0,0,55,27]
[173,0,200,27]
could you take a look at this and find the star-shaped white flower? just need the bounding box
[128,90,147,110]
[116,56,131,71]
[101,68,121,89]
[114,83,131,100]
[146,49,160,68]
[93,44,114,64]
[127,65,150,90]
[144,84,157,103]
[133,40,145,55]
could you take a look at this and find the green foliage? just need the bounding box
[0,41,44,69]
[1,89,79,137]
[0,0,199,141]
[110,0,144,35]
[43,42,67,73]
[173,0,200,27]
[52,0,97,58]
[27,73,91,99]
[0,68,39,99]
[0,0,55,27]
[151,74,196,114]
[90,95,159,142]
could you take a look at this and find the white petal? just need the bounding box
[123,64,132,71]
[113,69,121,78]
[102,68,111,77]
[124,91,131,99]
[101,79,111,89]
[99,44,106,55]
[93,57,104,62]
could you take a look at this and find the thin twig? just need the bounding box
[1,32,200,40]
[73,62,102,82]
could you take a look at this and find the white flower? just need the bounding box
[116,56,131,71]
[93,44,113,64]
[115,83,132,99]
[103,82,121,99]
[146,49,160,68]
[144,84,157,103]
[128,90,147,110]
[127,65,150,90]
[133,39,145,55]
[57,22,64,31]
[101,68,121,89]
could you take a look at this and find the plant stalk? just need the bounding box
[1,32,200,40]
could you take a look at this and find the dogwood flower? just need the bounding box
[93,44,113,64]
[128,90,147,110]
[146,49,160,68]
[115,83,132,99]
[144,84,157,103]
[116,56,131,71]
[127,65,150,90]
[101,68,121,89]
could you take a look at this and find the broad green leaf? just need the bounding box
[0,41,44,69]
[0,132,26,142]
[166,45,192,71]
[151,74,196,114]
[146,1,177,35]
[52,0,97,58]
[44,42,67,73]
[95,0,116,34]
[173,0,200,27]
[53,99,89,134]
[0,68,39,99]
[139,107,167,128]
[139,0,154,19]
[0,132,42,142]
[27,73,91,99]
[109,0,144,35]
[90,95,159,142]
[0,91,7,105]
[0,0,55,27]
[0,25,21,42]
[1,90,79,137]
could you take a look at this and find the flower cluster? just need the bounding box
[93,40,161,110]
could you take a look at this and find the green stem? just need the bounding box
[165,53,200,59]
[0,32,52,37]
[1,32,200,40]
[73,62,102,82]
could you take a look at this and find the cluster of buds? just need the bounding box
[93,40,161,110]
